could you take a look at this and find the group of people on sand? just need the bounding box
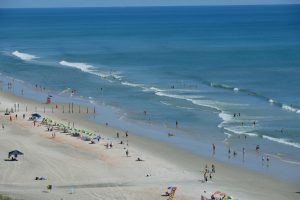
[105,142,113,149]
[203,164,215,182]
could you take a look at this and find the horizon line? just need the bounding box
[1,3,299,9]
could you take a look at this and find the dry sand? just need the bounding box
[0,91,299,200]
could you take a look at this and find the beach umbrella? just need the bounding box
[213,191,226,200]
[32,113,41,118]
[225,195,234,200]
[8,150,24,158]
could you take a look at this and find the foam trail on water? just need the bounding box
[59,60,94,73]
[160,101,172,106]
[59,60,122,80]
[12,51,38,61]
[224,132,232,138]
[262,135,300,149]
[206,80,300,114]
[121,81,144,88]
[282,104,300,113]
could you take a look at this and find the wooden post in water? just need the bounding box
[68,103,70,113]
[63,105,64,113]
[72,103,73,113]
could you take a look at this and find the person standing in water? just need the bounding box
[175,120,178,128]
[266,155,270,167]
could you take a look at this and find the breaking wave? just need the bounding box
[205,81,300,114]
[262,135,300,149]
[12,51,38,61]
[59,60,122,80]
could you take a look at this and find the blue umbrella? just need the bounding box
[32,113,41,118]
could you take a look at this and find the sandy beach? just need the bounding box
[0,90,299,200]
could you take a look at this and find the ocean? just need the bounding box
[1,5,300,182]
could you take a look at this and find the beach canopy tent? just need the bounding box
[8,150,24,158]
[32,113,41,118]
[212,191,234,200]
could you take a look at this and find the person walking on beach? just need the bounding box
[233,151,237,157]
[9,116,12,122]
[15,114,17,119]
[205,164,208,173]
[117,132,119,138]
[212,144,216,154]
[266,155,270,167]
[212,164,215,173]
[204,172,208,182]
[126,149,129,157]
[176,120,178,128]
[256,145,260,153]
[125,131,128,138]
[23,114,25,119]
[2,124,4,130]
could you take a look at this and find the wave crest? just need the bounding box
[59,60,122,80]
[12,51,38,61]
[262,135,300,149]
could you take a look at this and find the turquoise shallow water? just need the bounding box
[0,5,300,183]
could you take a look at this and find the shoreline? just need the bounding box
[2,75,300,184]
[0,86,299,199]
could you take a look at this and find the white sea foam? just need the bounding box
[233,87,239,92]
[262,135,300,149]
[121,81,144,88]
[269,99,274,103]
[12,51,38,61]
[160,101,172,106]
[60,60,94,72]
[155,91,187,100]
[282,104,299,113]
[189,99,222,111]
[223,127,258,137]
[59,88,73,96]
[176,106,194,110]
[143,86,164,93]
[59,60,122,80]
[224,132,232,138]
[219,112,233,123]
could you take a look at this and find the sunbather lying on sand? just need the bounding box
[136,157,144,161]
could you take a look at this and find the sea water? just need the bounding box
[1,5,300,182]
